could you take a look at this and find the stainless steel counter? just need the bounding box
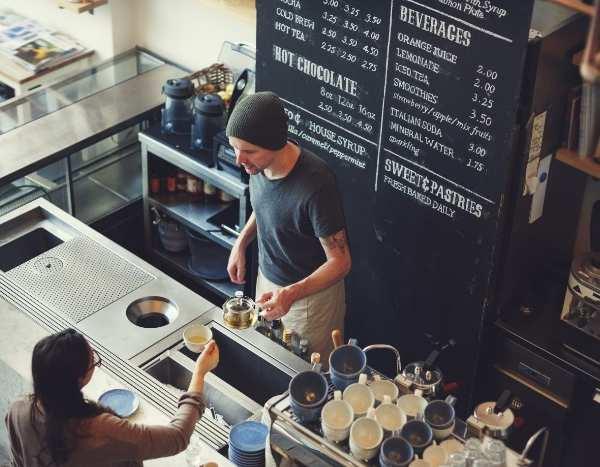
[0,50,184,185]
[0,198,310,454]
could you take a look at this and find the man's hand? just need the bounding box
[257,287,297,321]
[227,242,246,284]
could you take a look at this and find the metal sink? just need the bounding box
[143,348,260,427]
[0,227,63,271]
[179,325,292,406]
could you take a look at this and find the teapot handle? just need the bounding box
[362,344,402,376]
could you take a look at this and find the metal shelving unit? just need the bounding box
[139,124,251,301]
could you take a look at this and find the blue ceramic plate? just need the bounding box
[98,388,139,418]
[229,420,268,453]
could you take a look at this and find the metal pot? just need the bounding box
[191,93,224,150]
[222,291,258,330]
[398,350,443,397]
[469,390,515,440]
[161,78,194,135]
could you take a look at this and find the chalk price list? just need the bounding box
[464,64,498,175]
[317,0,388,137]
[320,0,385,73]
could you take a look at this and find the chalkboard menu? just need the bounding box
[256,0,534,406]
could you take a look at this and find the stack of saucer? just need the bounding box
[228,420,268,467]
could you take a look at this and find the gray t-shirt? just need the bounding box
[250,147,345,286]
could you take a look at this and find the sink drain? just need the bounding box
[126,296,178,328]
[33,257,63,275]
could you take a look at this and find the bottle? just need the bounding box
[149,167,161,195]
[298,338,309,360]
[186,174,202,200]
[270,319,284,343]
[176,171,187,192]
[166,167,177,193]
[203,181,217,201]
[254,314,272,338]
[283,329,294,350]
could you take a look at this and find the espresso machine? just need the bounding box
[560,201,600,364]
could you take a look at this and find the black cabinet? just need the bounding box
[562,382,600,467]
[479,324,600,466]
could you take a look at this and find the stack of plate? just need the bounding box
[228,420,268,467]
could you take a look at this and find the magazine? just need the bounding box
[0,9,86,72]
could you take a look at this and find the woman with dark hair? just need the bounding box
[5,328,219,466]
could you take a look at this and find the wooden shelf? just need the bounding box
[556,147,600,178]
[57,0,108,14]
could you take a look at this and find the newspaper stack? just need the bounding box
[0,9,86,72]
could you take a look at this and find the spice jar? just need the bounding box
[166,173,177,193]
[203,182,217,200]
[283,329,294,350]
[176,171,187,192]
[150,176,161,195]
[186,174,202,200]
[218,190,235,203]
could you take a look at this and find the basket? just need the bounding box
[186,63,233,95]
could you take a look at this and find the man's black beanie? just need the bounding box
[226,91,288,150]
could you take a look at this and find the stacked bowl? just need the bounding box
[228,420,268,467]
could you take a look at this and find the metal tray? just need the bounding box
[266,370,547,467]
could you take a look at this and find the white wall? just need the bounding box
[132,0,256,70]
[0,0,256,70]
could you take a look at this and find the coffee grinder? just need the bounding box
[161,78,194,135]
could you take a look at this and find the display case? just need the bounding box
[0,48,183,227]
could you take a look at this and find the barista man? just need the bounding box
[226,92,351,363]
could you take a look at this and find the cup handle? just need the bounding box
[445,395,457,406]
[415,389,424,397]
[366,407,377,419]
[348,338,358,346]
[334,390,342,401]
[373,374,382,382]
[383,395,392,404]
[415,410,425,422]
[359,373,368,385]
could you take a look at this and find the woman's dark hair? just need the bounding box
[30,328,106,465]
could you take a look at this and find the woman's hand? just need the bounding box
[188,340,219,393]
[196,340,219,375]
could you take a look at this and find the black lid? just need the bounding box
[194,93,224,115]
[162,78,194,98]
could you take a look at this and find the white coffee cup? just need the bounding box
[343,373,375,419]
[440,437,463,456]
[321,390,353,443]
[349,408,383,461]
[409,456,431,467]
[397,391,428,419]
[423,441,448,467]
[375,395,407,433]
[369,374,400,403]
[183,324,212,353]
[431,420,455,441]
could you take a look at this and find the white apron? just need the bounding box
[256,270,346,367]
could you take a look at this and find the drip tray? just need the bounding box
[6,236,154,323]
